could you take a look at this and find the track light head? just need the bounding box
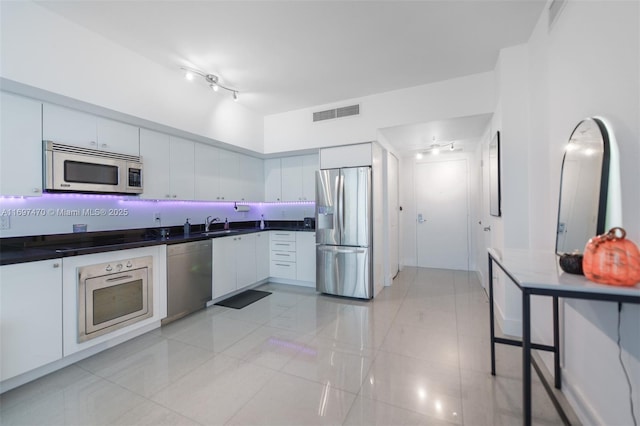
[180,67,239,101]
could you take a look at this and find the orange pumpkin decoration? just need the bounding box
[583,227,640,286]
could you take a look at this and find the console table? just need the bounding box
[487,248,640,426]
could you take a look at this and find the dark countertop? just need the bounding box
[0,221,315,266]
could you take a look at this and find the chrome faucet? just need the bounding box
[206,216,221,231]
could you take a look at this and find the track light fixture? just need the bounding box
[415,141,459,159]
[181,67,239,100]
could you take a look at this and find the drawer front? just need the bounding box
[271,231,296,242]
[270,260,297,279]
[270,240,296,251]
[271,250,297,262]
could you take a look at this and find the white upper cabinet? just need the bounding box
[279,154,318,202]
[0,92,43,196]
[194,143,220,201]
[264,158,282,202]
[281,156,303,201]
[168,136,195,200]
[43,104,139,156]
[217,149,240,201]
[239,155,264,202]
[301,154,318,201]
[96,117,139,156]
[139,129,194,200]
[139,129,170,199]
[195,145,263,202]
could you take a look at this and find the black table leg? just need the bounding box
[553,296,561,389]
[523,290,532,426]
[489,254,496,376]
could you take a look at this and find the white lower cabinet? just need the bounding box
[0,259,63,381]
[236,234,257,288]
[212,234,257,299]
[255,232,270,282]
[296,232,316,283]
[212,236,237,298]
[270,231,296,279]
[270,231,316,285]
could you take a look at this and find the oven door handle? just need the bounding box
[105,275,134,282]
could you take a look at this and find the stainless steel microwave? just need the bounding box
[44,141,143,194]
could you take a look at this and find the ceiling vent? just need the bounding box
[548,0,567,31]
[313,104,360,122]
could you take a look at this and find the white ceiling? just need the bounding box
[380,113,493,155]
[36,0,546,118]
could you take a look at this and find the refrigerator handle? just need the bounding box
[338,173,345,241]
[318,245,366,254]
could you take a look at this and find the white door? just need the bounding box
[480,149,492,289]
[388,153,400,279]
[415,159,469,270]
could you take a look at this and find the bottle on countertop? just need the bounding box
[184,218,191,237]
[260,214,265,230]
[224,218,229,230]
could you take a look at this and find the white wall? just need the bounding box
[264,72,496,154]
[492,1,640,424]
[0,1,263,152]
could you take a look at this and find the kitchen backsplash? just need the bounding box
[0,194,315,237]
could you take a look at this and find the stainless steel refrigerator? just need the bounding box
[315,166,372,299]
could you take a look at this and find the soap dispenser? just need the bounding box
[260,214,265,230]
[224,218,229,230]
[184,218,191,237]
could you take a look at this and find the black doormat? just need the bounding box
[215,289,272,309]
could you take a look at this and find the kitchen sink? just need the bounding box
[202,229,242,237]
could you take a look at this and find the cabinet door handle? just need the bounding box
[275,263,290,267]
[53,263,60,268]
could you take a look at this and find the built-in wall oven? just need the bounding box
[78,256,153,342]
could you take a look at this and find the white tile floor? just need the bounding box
[0,267,564,425]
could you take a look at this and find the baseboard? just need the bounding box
[474,269,486,289]
[494,299,523,338]
[268,277,315,288]
[530,351,582,425]
[562,369,604,425]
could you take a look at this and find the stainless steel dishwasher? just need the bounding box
[162,240,212,325]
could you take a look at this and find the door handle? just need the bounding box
[483,226,491,231]
[418,213,426,223]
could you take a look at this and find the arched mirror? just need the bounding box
[556,117,613,254]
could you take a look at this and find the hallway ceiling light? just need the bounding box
[181,66,239,101]
[415,142,459,159]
